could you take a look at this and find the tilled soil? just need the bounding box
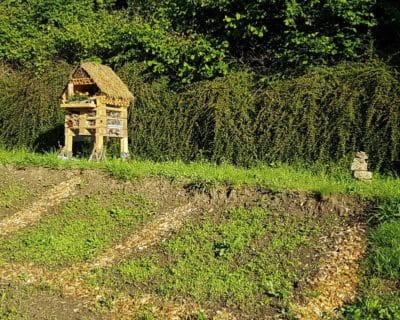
[0,165,370,319]
[0,165,70,219]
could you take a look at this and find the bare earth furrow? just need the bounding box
[1,191,365,319]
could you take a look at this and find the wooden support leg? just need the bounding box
[90,135,105,161]
[95,135,104,152]
[65,130,73,159]
[120,137,129,159]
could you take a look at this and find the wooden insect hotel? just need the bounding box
[60,62,134,160]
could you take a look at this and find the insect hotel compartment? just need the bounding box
[60,62,133,159]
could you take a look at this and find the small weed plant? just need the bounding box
[370,198,400,224]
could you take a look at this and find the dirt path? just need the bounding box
[295,223,367,319]
[0,176,81,236]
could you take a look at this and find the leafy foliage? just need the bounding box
[0,0,228,82]
[130,0,377,68]
[0,0,382,78]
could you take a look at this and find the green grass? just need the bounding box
[87,206,338,317]
[0,148,399,199]
[0,184,27,209]
[342,292,400,320]
[0,191,155,268]
[370,198,400,224]
[368,221,400,279]
[341,220,400,319]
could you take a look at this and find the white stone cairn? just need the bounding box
[351,151,373,180]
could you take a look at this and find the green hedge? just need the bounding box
[0,62,68,149]
[1,60,399,172]
[256,62,400,170]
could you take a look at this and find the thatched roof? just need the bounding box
[71,62,133,101]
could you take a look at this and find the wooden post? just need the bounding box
[120,108,129,159]
[90,102,106,161]
[67,81,74,99]
[120,137,129,158]
[95,134,104,152]
[65,129,73,159]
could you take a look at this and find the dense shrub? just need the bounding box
[0,63,68,150]
[118,63,256,164]
[256,61,400,171]
[1,60,400,173]
[120,60,400,171]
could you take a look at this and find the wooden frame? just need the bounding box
[60,63,133,160]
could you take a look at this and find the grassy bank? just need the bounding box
[0,148,399,200]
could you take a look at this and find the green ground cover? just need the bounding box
[0,184,27,211]
[87,206,341,318]
[0,148,399,199]
[341,205,400,319]
[0,191,155,268]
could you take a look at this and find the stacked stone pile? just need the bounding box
[351,151,373,180]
